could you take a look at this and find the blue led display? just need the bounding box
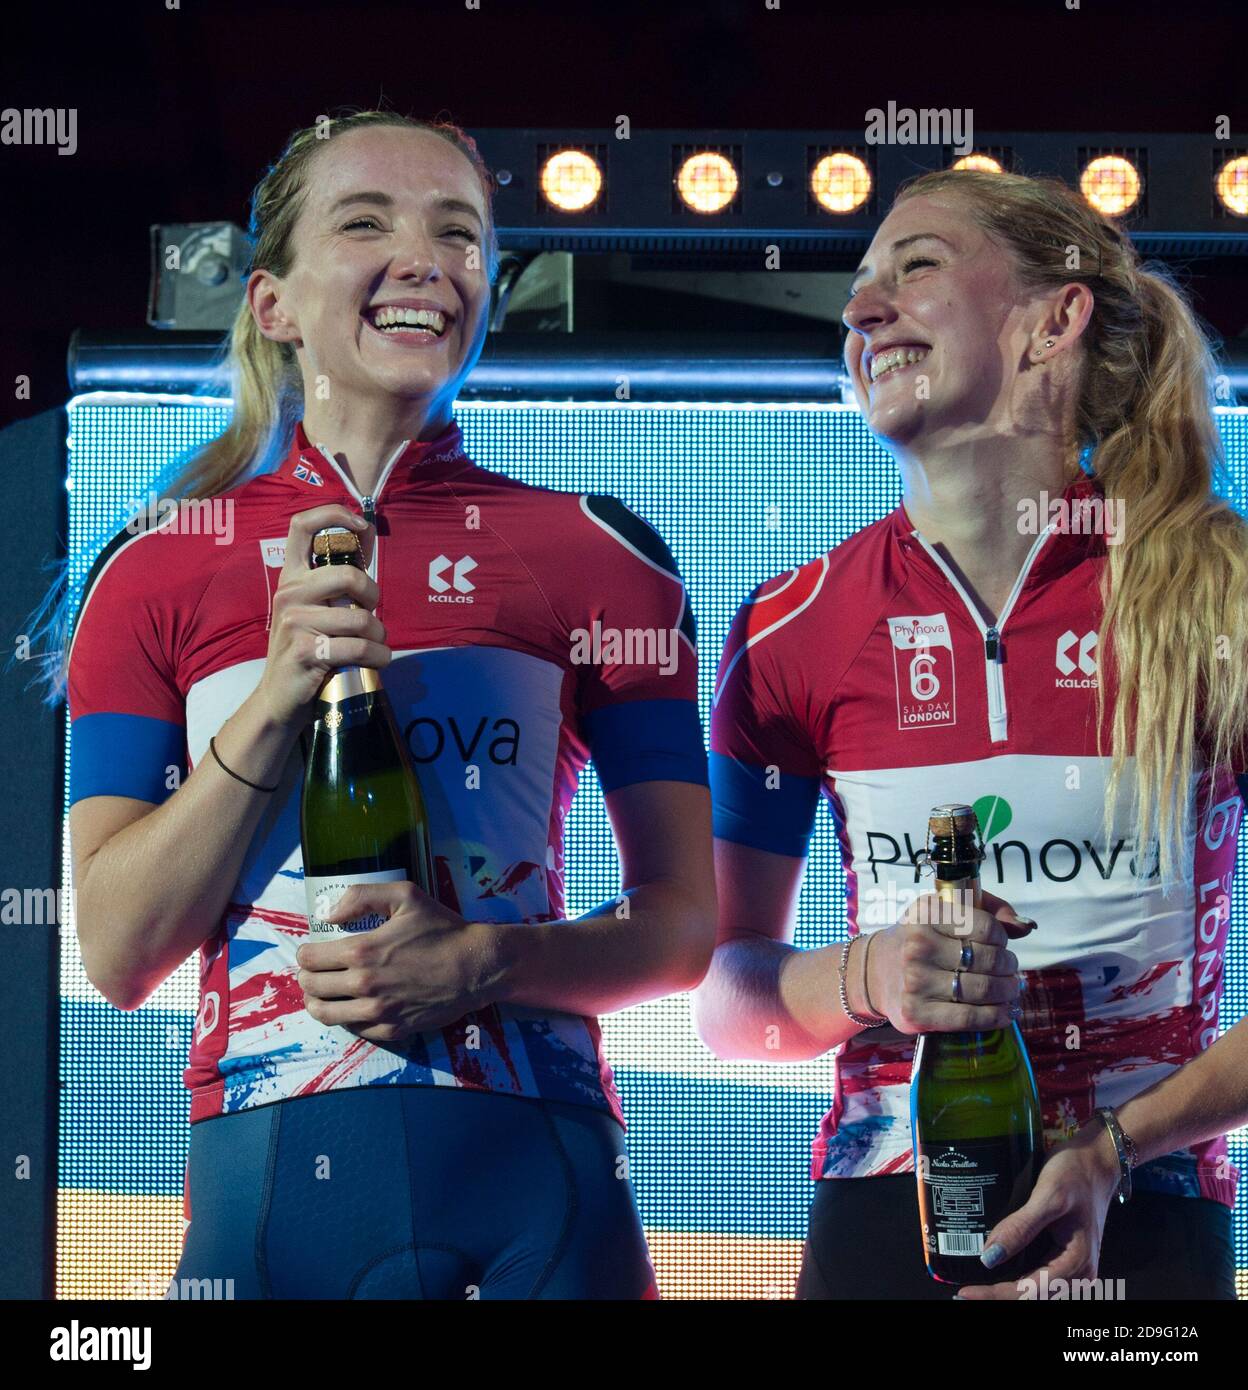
[58,395,1248,1300]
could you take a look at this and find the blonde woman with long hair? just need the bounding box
[63,110,714,1299]
[697,168,1248,1300]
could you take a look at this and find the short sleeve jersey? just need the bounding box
[710,473,1243,1208]
[68,419,708,1125]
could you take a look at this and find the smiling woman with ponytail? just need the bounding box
[697,165,1248,1302]
[888,171,1248,893]
[32,111,499,705]
[58,107,715,1301]
[974,172,1248,891]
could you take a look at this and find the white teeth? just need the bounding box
[369,306,447,335]
[869,346,930,382]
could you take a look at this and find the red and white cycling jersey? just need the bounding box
[711,472,1243,1207]
[69,419,706,1126]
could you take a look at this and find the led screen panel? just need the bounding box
[58,395,1248,1299]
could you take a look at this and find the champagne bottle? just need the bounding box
[910,803,1044,1284]
[299,526,436,940]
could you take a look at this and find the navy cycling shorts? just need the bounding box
[170,1085,659,1299]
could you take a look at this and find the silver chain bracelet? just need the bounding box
[839,937,888,1028]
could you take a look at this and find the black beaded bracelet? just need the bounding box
[209,735,280,793]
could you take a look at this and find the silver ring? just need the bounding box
[960,942,974,970]
[951,969,964,1003]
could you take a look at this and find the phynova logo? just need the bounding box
[887,612,957,730]
[429,554,477,602]
[1056,629,1098,688]
[402,714,520,766]
[259,538,288,632]
[861,792,1173,889]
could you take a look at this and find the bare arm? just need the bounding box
[71,695,302,1009]
[491,780,717,1014]
[1112,1015,1248,1167]
[71,504,384,1009]
[691,838,1030,1063]
[690,838,869,1061]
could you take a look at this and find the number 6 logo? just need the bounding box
[910,644,940,701]
[888,612,956,731]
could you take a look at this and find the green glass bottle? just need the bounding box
[910,803,1045,1284]
[299,526,436,940]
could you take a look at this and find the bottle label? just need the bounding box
[917,1136,1023,1257]
[304,869,407,940]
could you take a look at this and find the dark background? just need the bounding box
[3,0,1247,430]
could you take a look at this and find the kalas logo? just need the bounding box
[428,554,477,603]
[1056,629,1098,687]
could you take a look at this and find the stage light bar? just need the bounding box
[539,148,603,212]
[471,132,1248,259]
[809,152,872,213]
[675,150,739,214]
[1080,153,1143,216]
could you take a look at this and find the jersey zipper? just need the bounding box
[909,524,1056,744]
[305,439,410,583]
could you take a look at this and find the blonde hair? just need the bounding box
[893,168,1248,888]
[33,107,498,703]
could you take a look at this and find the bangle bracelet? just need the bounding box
[209,735,280,793]
[840,937,887,1028]
[1095,1106,1139,1205]
[861,930,884,1018]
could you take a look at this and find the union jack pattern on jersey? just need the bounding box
[711,472,1243,1208]
[69,419,706,1126]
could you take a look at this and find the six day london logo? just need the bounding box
[887,612,957,730]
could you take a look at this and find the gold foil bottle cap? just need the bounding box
[312,526,361,562]
[928,803,978,838]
